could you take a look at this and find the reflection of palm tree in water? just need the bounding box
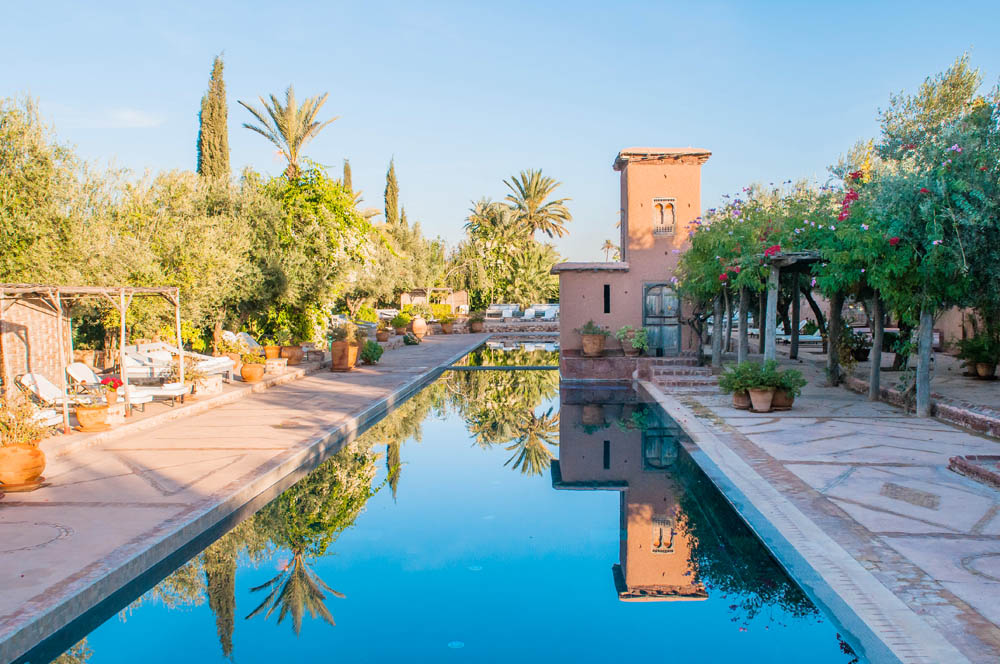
[246,551,345,635]
[504,408,559,476]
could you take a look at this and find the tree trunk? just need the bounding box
[711,295,723,368]
[801,286,826,351]
[790,273,801,360]
[738,287,749,364]
[827,291,844,386]
[869,296,883,401]
[764,266,780,361]
[916,306,933,417]
[758,292,766,354]
[723,289,733,353]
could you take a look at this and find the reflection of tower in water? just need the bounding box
[553,395,707,602]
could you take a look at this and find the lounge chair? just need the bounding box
[18,373,93,408]
[124,342,234,380]
[31,408,64,428]
[66,362,157,411]
[522,307,536,319]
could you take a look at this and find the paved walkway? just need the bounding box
[644,357,1000,664]
[0,333,486,663]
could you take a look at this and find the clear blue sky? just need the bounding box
[5,1,999,260]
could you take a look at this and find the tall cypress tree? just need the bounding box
[197,55,230,179]
[343,159,352,193]
[384,159,399,225]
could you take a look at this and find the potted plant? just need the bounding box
[576,320,610,357]
[403,332,421,345]
[439,314,456,335]
[169,358,209,398]
[75,402,111,431]
[218,338,246,373]
[261,336,281,360]
[844,326,873,362]
[330,323,362,372]
[0,398,50,491]
[746,360,781,412]
[361,340,384,365]
[468,310,486,333]
[240,352,266,383]
[100,376,123,404]
[772,368,807,410]
[376,320,391,342]
[276,329,304,366]
[408,305,430,339]
[615,325,649,357]
[718,361,756,410]
[391,313,411,336]
[956,333,1000,378]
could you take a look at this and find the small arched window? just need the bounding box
[652,197,676,236]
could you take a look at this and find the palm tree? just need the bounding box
[246,552,343,635]
[238,86,337,179]
[601,239,617,262]
[504,407,560,476]
[503,169,573,238]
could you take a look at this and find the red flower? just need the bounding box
[719,273,729,282]
[844,189,859,202]
[902,143,917,150]
[101,376,123,391]
[848,170,862,181]
[980,166,989,171]
[889,236,900,246]
[731,266,741,274]
[919,187,931,194]
[763,244,781,257]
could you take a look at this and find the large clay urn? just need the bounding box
[976,362,997,378]
[581,334,606,358]
[440,322,454,335]
[264,345,281,360]
[76,404,110,432]
[281,345,304,366]
[376,330,390,342]
[241,363,265,383]
[0,445,46,491]
[331,342,359,372]
[410,316,428,339]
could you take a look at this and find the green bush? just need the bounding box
[430,303,452,320]
[403,332,421,345]
[777,368,807,397]
[956,333,1000,365]
[718,360,784,393]
[361,340,384,364]
[391,313,411,328]
[468,310,486,323]
[356,305,378,323]
[615,325,649,351]
[576,320,609,336]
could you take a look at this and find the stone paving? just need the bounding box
[645,357,1000,664]
[0,333,486,663]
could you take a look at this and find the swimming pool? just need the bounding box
[32,364,860,663]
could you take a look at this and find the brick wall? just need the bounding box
[1,298,72,389]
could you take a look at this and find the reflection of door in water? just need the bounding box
[644,284,681,356]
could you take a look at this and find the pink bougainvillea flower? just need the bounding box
[830,225,836,231]
[810,277,817,287]
[947,144,963,153]
[719,273,729,282]
[889,236,900,246]
[837,211,850,221]
[763,244,781,257]
[848,170,863,181]
[861,223,869,230]
[844,189,859,202]
[902,143,917,150]
[980,166,989,171]
[932,240,941,246]
[860,268,865,273]
[919,187,931,194]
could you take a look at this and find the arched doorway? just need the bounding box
[643,283,681,356]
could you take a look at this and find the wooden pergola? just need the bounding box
[0,284,183,433]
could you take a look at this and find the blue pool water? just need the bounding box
[35,364,860,663]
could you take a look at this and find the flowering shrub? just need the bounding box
[100,376,123,392]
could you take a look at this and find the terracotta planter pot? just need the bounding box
[976,362,997,378]
[411,316,428,339]
[394,326,407,336]
[469,321,485,333]
[76,404,110,432]
[241,363,265,383]
[851,348,871,362]
[330,342,359,372]
[105,390,119,405]
[376,330,390,342]
[0,444,46,491]
[226,352,243,373]
[581,334,607,357]
[732,391,751,410]
[264,345,281,360]
[581,404,605,427]
[622,345,641,357]
[748,387,776,412]
[771,388,794,410]
[281,345,304,366]
[440,322,454,335]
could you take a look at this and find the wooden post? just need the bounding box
[711,295,723,368]
[827,291,844,386]
[757,292,766,354]
[916,306,933,417]
[174,289,184,385]
[869,296,883,401]
[119,289,131,415]
[54,291,70,434]
[764,266,779,361]
[790,272,801,360]
[737,287,749,363]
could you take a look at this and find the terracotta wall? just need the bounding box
[557,272,639,353]
[0,298,72,390]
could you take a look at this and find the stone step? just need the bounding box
[651,366,713,377]
[653,376,718,388]
[646,357,700,367]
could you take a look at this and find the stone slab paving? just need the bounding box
[0,333,486,663]
[642,357,1000,664]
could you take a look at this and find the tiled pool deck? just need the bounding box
[642,358,1000,664]
[0,334,487,663]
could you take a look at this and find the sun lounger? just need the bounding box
[31,408,64,428]
[18,373,94,407]
[67,362,159,411]
[124,342,234,380]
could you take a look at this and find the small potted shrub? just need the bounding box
[376,320,391,342]
[615,325,649,357]
[468,310,486,333]
[956,334,1000,379]
[576,320,610,357]
[218,338,247,373]
[75,401,111,431]
[0,397,50,491]
[772,368,807,410]
[403,332,421,345]
[844,327,873,362]
[439,314,456,335]
[361,340,384,365]
[260,336,281,360]
[100,376,123,404]
[391,313,411,336]
[718,361,755,410]
[330,323,362,371]
[240,352,266,383]
[276,329,304,366]
[746,360,781,412]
